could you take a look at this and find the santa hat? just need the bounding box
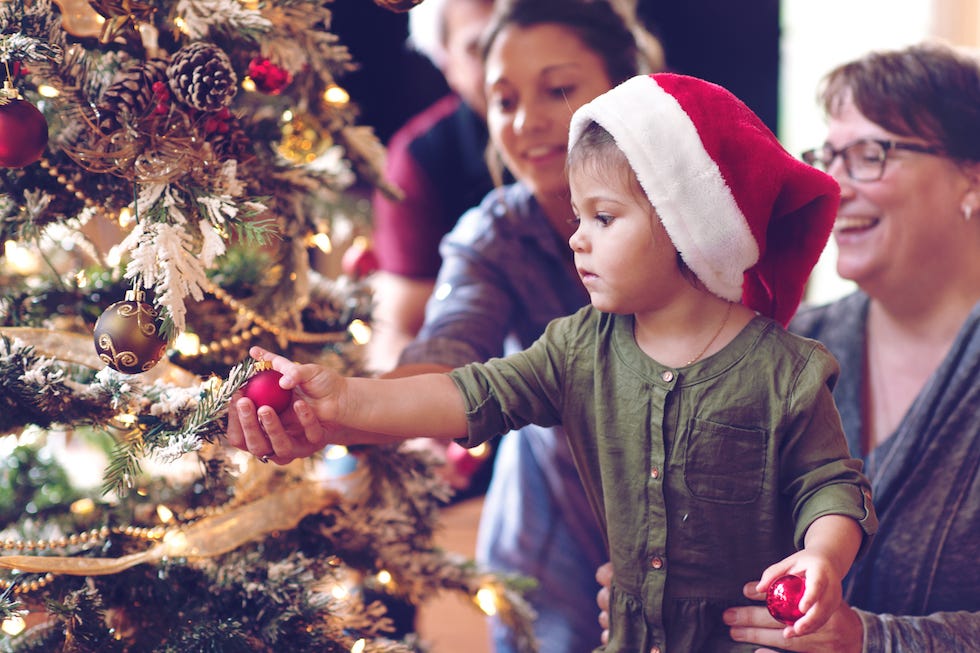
[568,73,839,326]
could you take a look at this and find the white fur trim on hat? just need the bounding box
[568,75,758,302]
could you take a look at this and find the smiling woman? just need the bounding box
[227,2,666,652]
[722,41,980,653]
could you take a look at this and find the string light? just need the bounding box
[174,331,201,356]
[347,319,371,345]
[323,84,350,106]
[311,231,333,253]
[70,498,96,515]
[350,639,366,653]
[118,206,135,228]
[156,504,175,524]
[170,281,349,361]
[475,586,499,616]
[1,616,25,636]
[2,240,42,275]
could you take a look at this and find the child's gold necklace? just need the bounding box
[686,302,734,366]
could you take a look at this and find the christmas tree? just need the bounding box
[0,0,536,650]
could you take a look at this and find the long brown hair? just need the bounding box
[480,0,665,186]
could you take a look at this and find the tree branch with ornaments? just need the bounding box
[0,0,540,650]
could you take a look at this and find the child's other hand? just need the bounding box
[755,550,843,637]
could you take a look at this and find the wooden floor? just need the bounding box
[416,496,492,653]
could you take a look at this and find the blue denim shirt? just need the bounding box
[399,182,608,651]
[400,183,586,367]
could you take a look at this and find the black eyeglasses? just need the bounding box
[801,138,943,182]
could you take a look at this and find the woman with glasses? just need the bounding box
[720,42,980,652]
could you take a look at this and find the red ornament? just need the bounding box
[766,574,806,625]
[242,367,293,414]
[446,442,488,478]
[0,95,48,168]
[341,236,379,278]
[247,58,292,95]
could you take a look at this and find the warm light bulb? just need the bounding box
[1,616,25,636]
[376,569,392,585]
[325,445,349,459]
[70,498,96,515]
[311,232,333,253]
[3,240,42,275]
[115,413,138,426]
[117,206,134,227]
[348,319,371,345]
[471,442,489,459]
[323,84,350,105]
[350,639,366,653]
[476,587,498,616]
[174,332,201,356]
[156,504,175,523]
[37,84,59,98]
[241,76,257,92]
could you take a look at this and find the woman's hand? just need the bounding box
[723,582,863,653]
[596,561,613,646]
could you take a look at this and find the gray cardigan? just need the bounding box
[791,293,980,652]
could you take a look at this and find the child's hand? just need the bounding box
[226,346,351,463]
[755,549,843,638]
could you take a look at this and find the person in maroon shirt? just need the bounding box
[368,0,496,372]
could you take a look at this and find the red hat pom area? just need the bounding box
[0,80,48,168]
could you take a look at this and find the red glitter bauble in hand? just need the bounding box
[0,96,48,168]
[766,574,806,625]
[242,368,293,414]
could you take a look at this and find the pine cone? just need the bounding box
[96,58,169,134]
[210,117,252,160]
[167,42,238,112]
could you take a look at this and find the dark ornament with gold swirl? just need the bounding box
[93,290,169,374]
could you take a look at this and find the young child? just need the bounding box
[230,74,878,653]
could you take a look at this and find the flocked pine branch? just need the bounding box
[174,0,273,42]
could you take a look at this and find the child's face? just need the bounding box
[568,156,688,315]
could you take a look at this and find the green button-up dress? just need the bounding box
[450,306,877,653]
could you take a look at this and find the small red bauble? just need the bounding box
[247,58,292,95]
[341,236,379,278]
[242,368,293,414]
[0,96,48,168]
[766,574,806,625]
[446,442,488,478]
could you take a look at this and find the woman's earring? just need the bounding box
[964,205,974,221]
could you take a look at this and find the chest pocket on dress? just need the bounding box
[684,418,767,504]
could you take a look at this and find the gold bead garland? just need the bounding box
[39,157,98,208]
[0,501,236,595]
[181,281,348,359]
[39,156,349,356]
